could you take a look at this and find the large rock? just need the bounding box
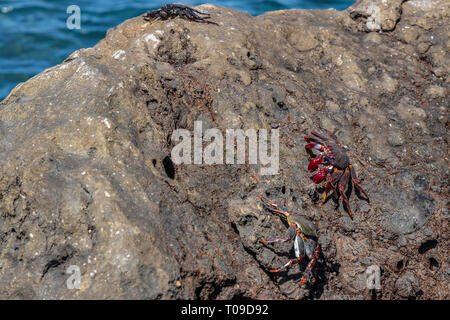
[0,1,448,299]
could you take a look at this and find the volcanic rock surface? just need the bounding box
[0,0,448,299]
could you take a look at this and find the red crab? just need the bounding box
[305,130,369,219]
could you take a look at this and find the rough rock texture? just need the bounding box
[0,1,448,299]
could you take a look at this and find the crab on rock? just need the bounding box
[259,196,320,286]
[144,4,218,25]
[305,130,369,219]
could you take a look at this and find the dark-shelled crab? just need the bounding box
[259,196,320,286]
[305,130,369,219]
[143,4,218,25]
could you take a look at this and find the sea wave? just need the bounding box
[0,0,354,100]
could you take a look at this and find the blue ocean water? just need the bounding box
[0,0,355,100]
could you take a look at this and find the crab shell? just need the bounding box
[288,213,318,259]
[323,142,349,170]
[287,213,318,238]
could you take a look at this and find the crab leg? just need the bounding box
[338,169,353,219]
[310,130,336,143]
[270,257,305,273]
[349,165,369,200]
[327,132,341,144]
[304,136,324,145]
[260,225,296,244]
[185,9,202,21]
[323,175,333,202]
[305,142,325,162]
[181,10,193,20]
[313,166,332,184]
[182,8,216,24]
[299,245,320,286]
[308,153,323,172]
[324,169,343,201]
[200,18,218,25]
[259,196,292,218]
[191,8,211,16]
[305,143,324,152]
[260,237,290,244]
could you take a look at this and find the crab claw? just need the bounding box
[308,153,323,172]
[313,168,328,184]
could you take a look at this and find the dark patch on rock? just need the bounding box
[162,156,175,179]
[381,189,438,235]
[418,239,438,254]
